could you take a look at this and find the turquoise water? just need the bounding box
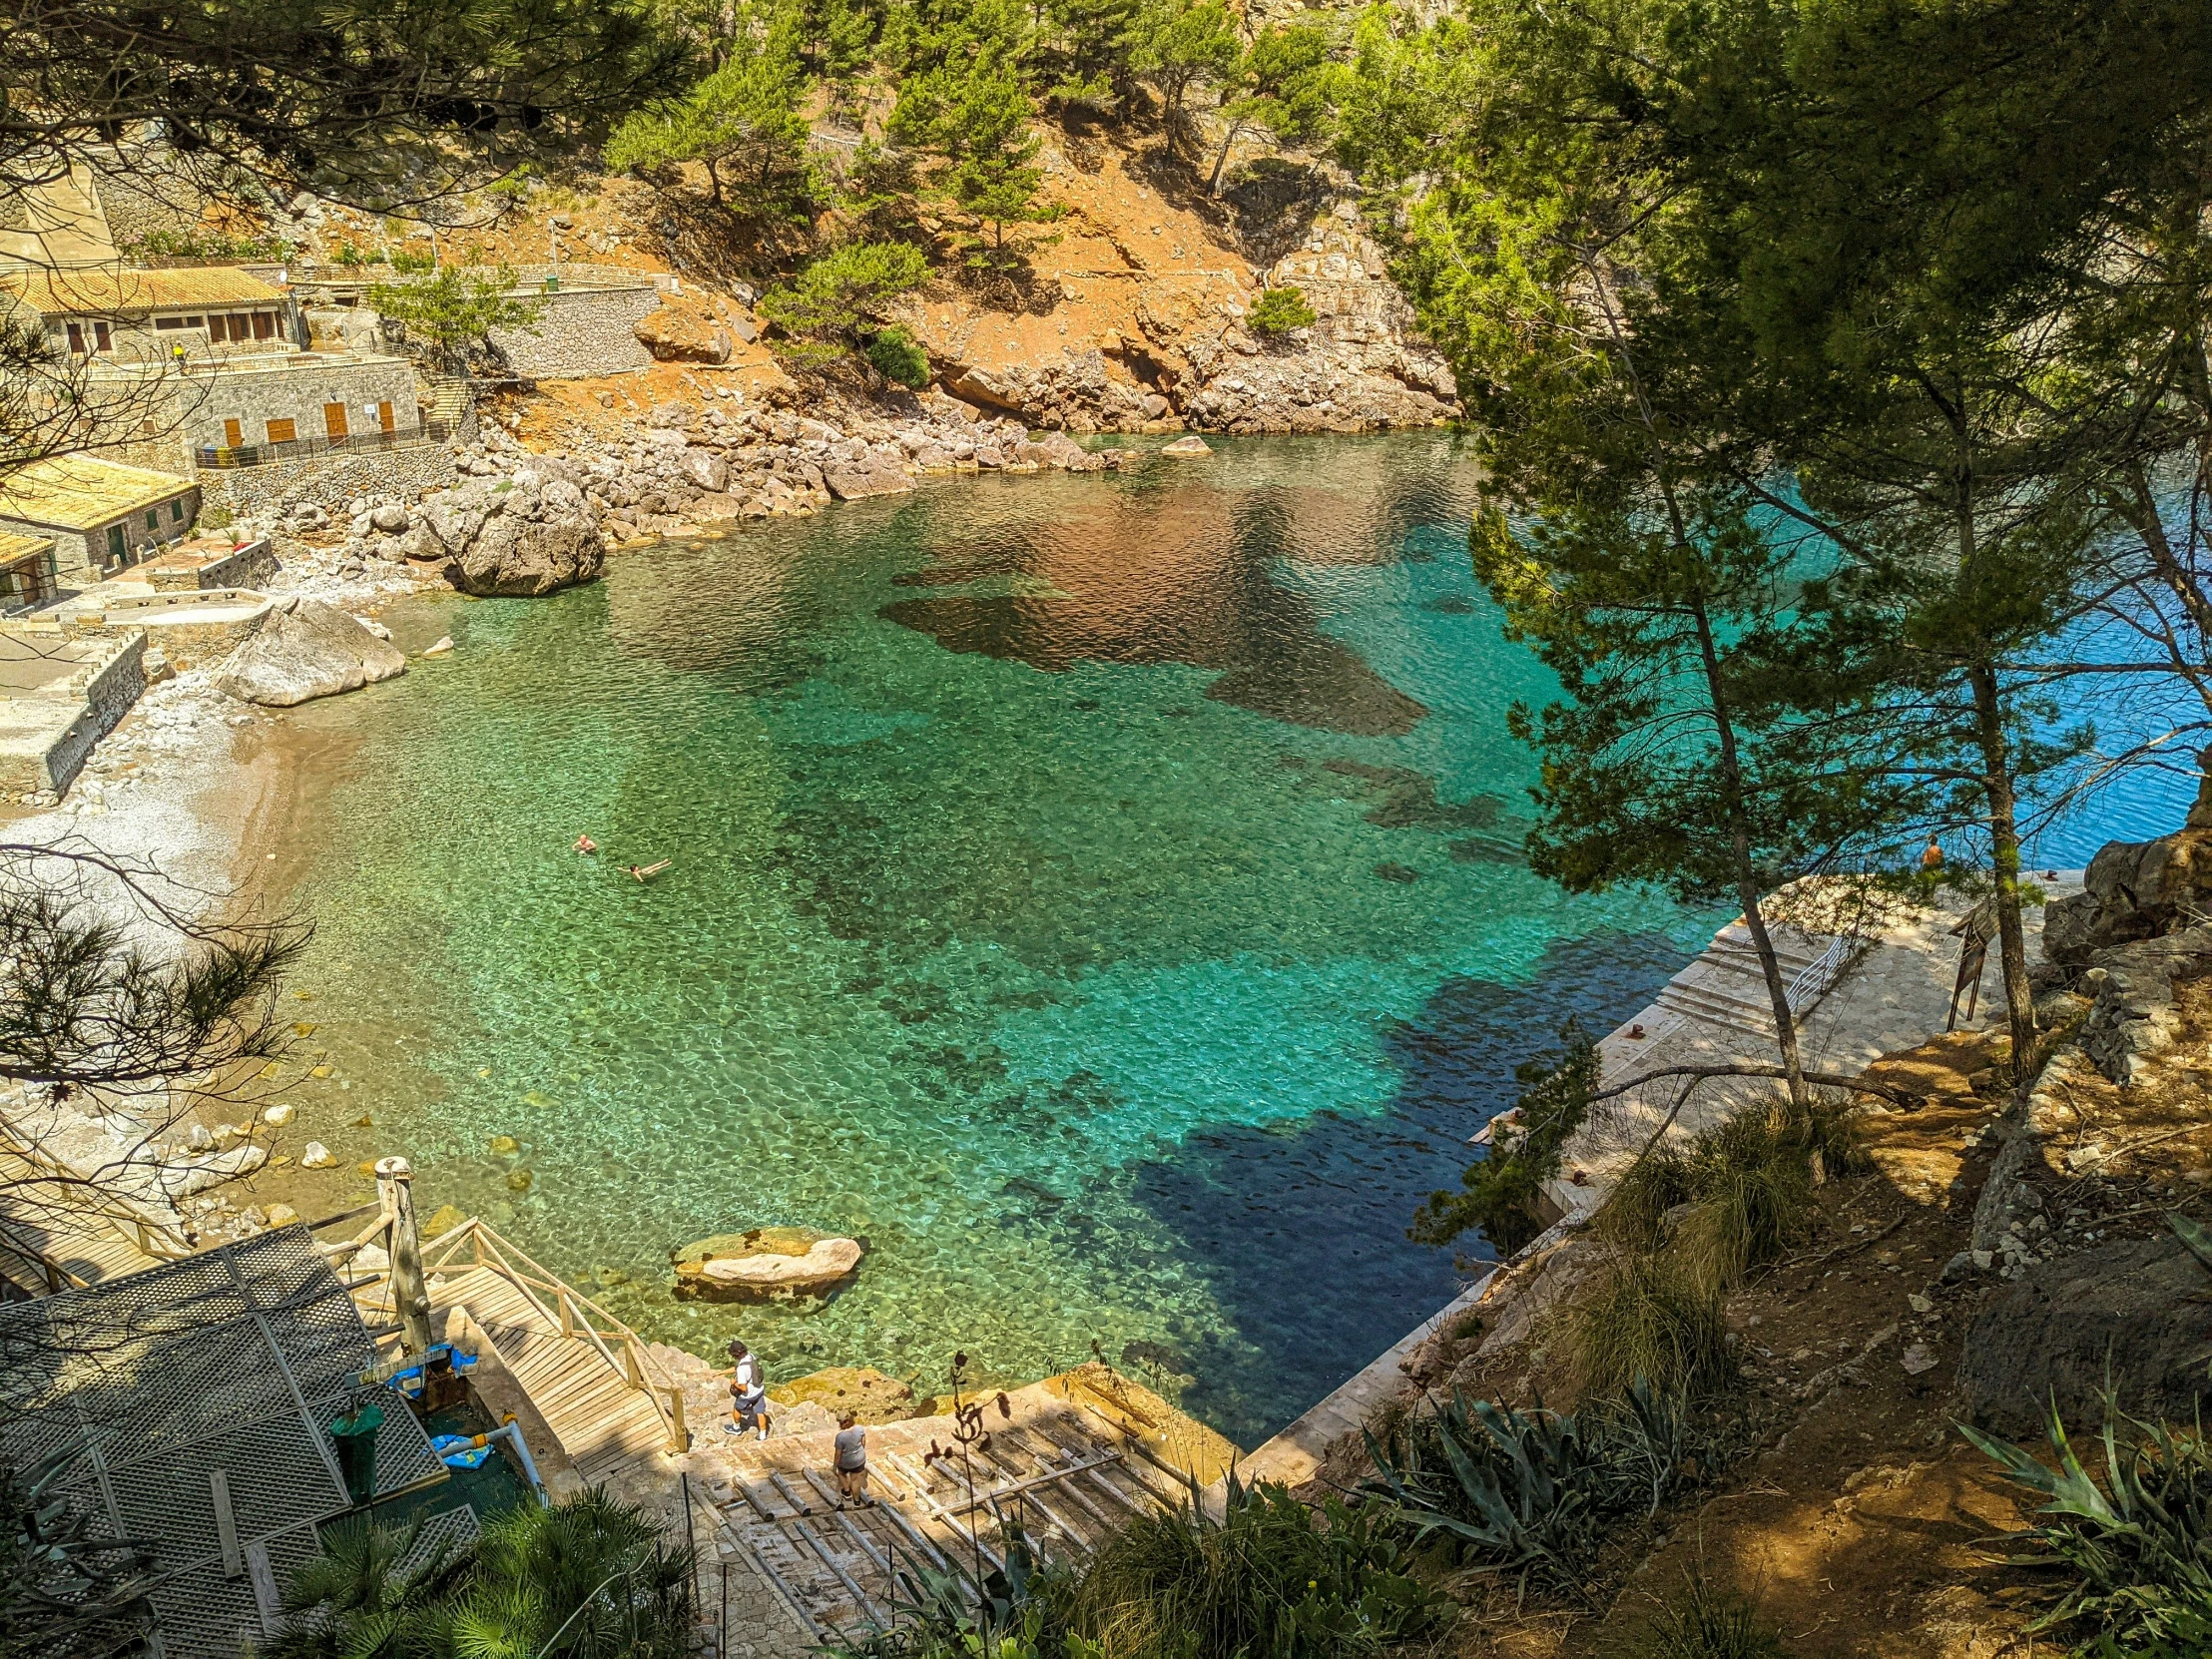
[280,436,1718,1445]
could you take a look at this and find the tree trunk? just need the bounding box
[1683,559,1808,1108]
[1207,118,1244,194]
[1967,661,2038,1082]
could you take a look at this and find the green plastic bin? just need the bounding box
[327,1402,384,1504]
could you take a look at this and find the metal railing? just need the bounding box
[1784,929,1866,1015]
[415,1215,690,1453]
[194,422,456,470]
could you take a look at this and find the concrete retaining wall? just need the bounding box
[490,287,662,379]
[198,445,459,519]
[17,631,149,795]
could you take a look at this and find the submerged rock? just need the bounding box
[671,1227,864,1303]
[1160,435,1213,457]
[768,1365,916,1424]
[215,597,407,707]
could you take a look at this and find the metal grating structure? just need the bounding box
[0,1227,465,1658]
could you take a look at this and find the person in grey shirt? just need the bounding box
[832,1413,868,1505]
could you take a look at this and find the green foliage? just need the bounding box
[1208,20,1342,190]
[840,141,927,243]
[386,246,437,275]
[367,267,548,373]
[2,1452,153,1659]
[1961,1390,2212,1655]
[891,9,1059,270]
[1246,284,1317,337]
[1363,1379,1698,1603]
[866,324,931,388]
[604,5,821,230]
[757,241,929,368]
[1062,1476,1438,1659]
[270,1487,692,1659]
[1564,1249,1732,1401]
[1128,0,1238,151]
[1633,1567,1794,1659]
[1410,1020,1596,1257]
[1039,0,1144,113]
[126,227,294,261]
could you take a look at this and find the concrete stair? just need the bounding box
[1654,922,1843,1037]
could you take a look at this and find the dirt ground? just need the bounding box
[1354,1005,2212,1659]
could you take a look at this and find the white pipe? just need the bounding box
[487,1418,549,1505]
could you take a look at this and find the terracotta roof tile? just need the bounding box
[0,456,193,530]
[0,266,284,316]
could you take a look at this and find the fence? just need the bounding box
[195,422,456,471]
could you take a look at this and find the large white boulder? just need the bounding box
[214,597,407,707]
[411,468,606,597]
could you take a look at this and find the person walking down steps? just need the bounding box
[727,1340,771,1441]
[833,1413,869,1506]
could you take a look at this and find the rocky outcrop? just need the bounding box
[2044,763,2212,964]
[409,467,606,597]
[214,597,406,706]
[767,1366,916,1424]
[2075,927,2212,1083]
[824,458,916,500]
[671,1227,863,1303]
[1957,1232,2212,1433]
[636,305,734,365]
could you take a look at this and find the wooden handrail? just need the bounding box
[0,1123,195,1263]
[424,1214,686,1450]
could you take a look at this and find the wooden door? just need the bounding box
[266,418,296,444]
[377,400,395,433]
[223,418,243,449]
[323,402,349,439]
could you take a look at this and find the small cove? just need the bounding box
[263,432,2166,1447]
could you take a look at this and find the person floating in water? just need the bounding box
[574,834,597,854]
[726,1340,771,1441]
[628,860,671,882]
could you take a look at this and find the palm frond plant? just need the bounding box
[2,1451,156,1659]
[1960,1388,2212,1656]
[264,1514,468,1659]
[1362,1379,1696,1604]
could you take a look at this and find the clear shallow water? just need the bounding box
[278,436,1727,1445]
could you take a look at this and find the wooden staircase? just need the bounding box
[0,1142,193,1295]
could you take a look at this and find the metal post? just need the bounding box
[375,1157,433,1357]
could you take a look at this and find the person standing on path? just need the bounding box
[833,1413,868,1505]
[727,1340,771,1440]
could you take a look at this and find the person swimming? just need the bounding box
[574,834,597,854]
[627,860,671,882]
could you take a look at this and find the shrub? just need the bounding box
[1961,1390,2212,1654]
[1633,1566,1794,1658]
[1363,1380,1696,1603]
[1566,1250,1733,1400]
[1248,284,1318,337]
[1411,1021,1599,1257]
[867,324,932,389]
[757,242,931,369]
[1065,1476,1435,1659]
[269,1487,692,1659]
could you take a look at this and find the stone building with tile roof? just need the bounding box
[0,454,199,581]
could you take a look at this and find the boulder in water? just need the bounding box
[768,1366,916,1423]
[671,1227,863,1303]
[215,597,406,707]
[1160,435,1213,457]
[824,462,914,501]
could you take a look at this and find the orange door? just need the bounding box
[377,400,395,433]
[323,402,349,439]
[267,418,296,444]
[223,418,243,448]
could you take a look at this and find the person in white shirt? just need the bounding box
[726,1339,771,1440]
[832,1414,868,1505]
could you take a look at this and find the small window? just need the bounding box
[185,315,204,328]
[145,509,159,531]
[65,321,84,353]
[155,315,187,330]
[252,311,275,340]
[170,500,186,523]
[93,320,111,350]
[266,417,296,444]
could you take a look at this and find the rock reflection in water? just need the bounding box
[881,471,1432,736]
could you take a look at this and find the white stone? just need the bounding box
[299,1141,335,1169]
[422,637,453,657]
[263,1103,295,1126]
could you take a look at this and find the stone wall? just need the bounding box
[35,632,147,795]
[183,353,421,452]
[1,483,203,585]
[489,287,663,379]
[197,443,459,519]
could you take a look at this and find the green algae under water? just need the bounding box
[279,435,1717,1447]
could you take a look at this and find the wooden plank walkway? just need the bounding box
[432,1264,676,1487]
[0,1147,172,1292]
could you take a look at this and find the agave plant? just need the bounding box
[1960,1387,2212,1655]
[1362,1379,1692,1603]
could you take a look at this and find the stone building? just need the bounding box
[0,455,199,584]
[288,263,672,379]
[0,266,426,470]
[0,533,59,613]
